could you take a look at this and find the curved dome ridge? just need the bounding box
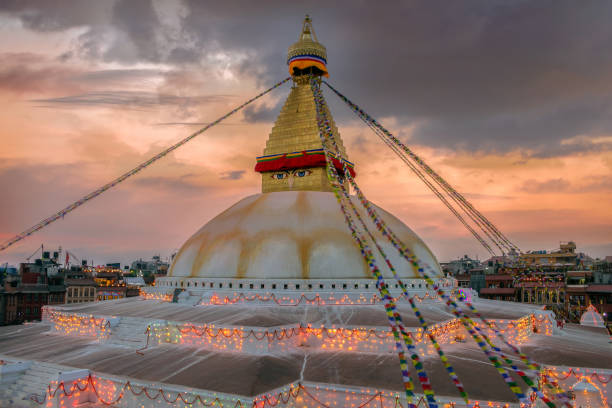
[169,191,442,280]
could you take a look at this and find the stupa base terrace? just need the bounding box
[0,294,610,408]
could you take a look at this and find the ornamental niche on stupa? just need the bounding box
[0,16,610,408]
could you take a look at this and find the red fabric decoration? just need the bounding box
[254,152,356,177]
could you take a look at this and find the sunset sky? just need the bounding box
[1,1,611,266]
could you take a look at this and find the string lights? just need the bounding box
[143,319,475,355]
[141,291,173,302]
[42,304,540,358]
[31,372,529,408]
[200,291,440,306]
[140,287,450,306]
[44,309,111,339]
[539,366,611,408]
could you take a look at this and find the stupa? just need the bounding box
[0,16,610,408]
[166,15,443,299]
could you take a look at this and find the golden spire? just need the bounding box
[287,15,328,77]
[299,14,316,41]
[254,16,353,193]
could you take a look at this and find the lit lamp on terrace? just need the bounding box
[571,379,605,408]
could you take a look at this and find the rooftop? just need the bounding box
[0,298,609,403]
[485,274,514,281]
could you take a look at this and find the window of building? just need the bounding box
[295,284,300,290]
[249,284,254,289]
[319,284,323,289]
[272,284,277,289]
[283,284,288,289]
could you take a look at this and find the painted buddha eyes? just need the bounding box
[271,169,312,181]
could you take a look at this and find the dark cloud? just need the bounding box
[0,54,166,96]
[75,68,166,83]
[3,1,612,155]
[520,176,612,194]
[579,176,612,193]
[220,170,246,180]
[109,0,161,62]
[242,100,283,123]
[153,122,210,126]
[0,1,112,31]
[0,53,81,94]
[463,193,513,201]
[520,178,571,194]
[31,91,231,109]
[132,175,211,194]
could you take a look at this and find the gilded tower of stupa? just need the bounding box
[255,15,353,193]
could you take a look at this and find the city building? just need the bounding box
[129,255,170,285]
[64,267,97,305]
[519,241,581,267]
[592,258,612,284]
[586,284,612,321]
[0,254,66,324]
[440,254,481,275]
[0,286,20,326]
[479,273,516,301]
[468,267,487,294]
[94,270,127,300]
[454,273,470,288]
[516,279,565,306]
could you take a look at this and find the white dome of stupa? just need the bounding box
[169,191,442,280]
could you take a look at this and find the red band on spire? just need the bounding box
[254,151,355,177]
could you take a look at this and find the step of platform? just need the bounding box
[107,317,150,348]
[0,361,65,407]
